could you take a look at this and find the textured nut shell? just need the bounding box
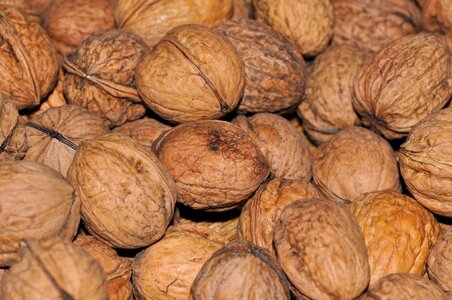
[298,45,365,144]
[312,126,401,205]
[0,237,108,300]
[136,24,245,124]
[253,0,334,56]
[67,134,177,249]
[0,160,80,266]
[26,0,52,15]
[238,178,320,255]
[232,0,253,19]
[154,120,270,211]
[0,268,5,281]
[351,190,440,284]
[214,19,305,113]
[274,198,370,300]
[427,224,452,292]
[0,95,26,161]
[421,0,452,34]
[353,33,451,139]
[398,109,452,217]
[132,224,226,300]
[288,116,317,155]
[189,240,290,300]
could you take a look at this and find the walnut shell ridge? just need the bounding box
[0,95,27,161]
[427,226,452,294]
[421,0,452,35]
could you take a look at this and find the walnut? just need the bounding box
[351,190,440,284]
[0,160,80,266]
[132,224,226,300]
[63,29,147,127]
[297,45,365,144]
[0,237,108,300]
[67,134,177,249]
[253,0,334,56]
[154,120,270,211]
[25,0,52,15]
[288,116,317,155]
[214,19,305,114]
[136,24,245,124]
[0,95,27,161]
[0,268,6,281]
[353,33,451,139]
[189,240,290,300]
[420,0,452,35]
[428,226,452,294]
[274,198,370,299]
[398,109,452,217]
[232,0,253,19]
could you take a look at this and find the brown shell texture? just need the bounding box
[274,198,370,300]
[116,0,233,47]
[398,109,452,217]
[189,239,290,300]
[428,226,452,294]
[154,120,270,211]
[312,126,401,205]
[421,0,452,34]
[0,237,108,300]
[0,160,80,267]
[136,24,245,124]
[0,95,27,161]
[298,45,365,144]
[353,33,452,139]
[232,0,254,19]
[132,223,226,300]
[214,19,305,114]
[67,134,177,249]
[63,29,147,127]
[0,5,59,110]
[288,116,318,155]
[351,190,440,284]
[238,178,320,255]
[253,0,334,56]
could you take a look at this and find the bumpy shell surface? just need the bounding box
[0,95,26,161]
[288,116,317,154]
[353,33,451,139]
[298,45,365,144]
[0,5,58,109]
[214,19,305,113]
[67,134,177,249]
[232,0,253,19]
[0,237,108,300]
[189,240,290,300]
[0,160,80,266]
[274,198,370,299]
[351,190,440,284]
[253,0,334,56]
[421,0,452,34]
[154,120,270,211]
[428,223,452,293]
[0,268,5,281]
[398,109,452,217]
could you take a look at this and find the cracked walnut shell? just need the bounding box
[0,95,26,161]
[428,226,452,294]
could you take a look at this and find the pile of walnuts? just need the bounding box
[0,0,451,299]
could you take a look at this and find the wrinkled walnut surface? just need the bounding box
[428,226,452,294]
[0,95,26,161]
[421,0,452,34]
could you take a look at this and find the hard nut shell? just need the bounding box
[427,226,452,293]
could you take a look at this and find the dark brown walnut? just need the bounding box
[25,105,110,177]
[0,95,27,161]
[351,190,440,284]
[0,237,108,300]
[0,160,80,267]
[136,24,245,124]
[0,5,59,110]
[398,109,452,217]
[253,0,334,56]
[312,126,401,205]
[298,45,365,144]
[354,33,451,139]
[68,134,177,249]
[233,113,311,181]
[132,224,226,300]
[63,29,147,127]
[274,198,370,299]
[214,19,305,114]
[189,240,290,300]
[238,178,320,255]
[420,0,452,34]
[154,120,270,211]
[428,226,452,294]
[232,0,253,19]
[288,116,317,155]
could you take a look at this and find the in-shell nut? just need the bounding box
[0,95,27,161]
[427,226,452,294]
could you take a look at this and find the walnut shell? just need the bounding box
[353,33,451,139]
[288,116,317,155]
[428,226,452,294]
[0,5,59,110]
[0,95,27,161]
[421,0,452,34]
[63,29,147,127]
[132,224,226,300]
[136,24,245,124]
[238,178,320,255]
[0,268,5,281]
[253,0,334,56]
[214,19,305,114]
[398,109,452,217]
[232,0,253,19]
[0,237,108,300]
[67,134,177,249]
[0,160,80,266]
[189,239,290,300]
[351,190,440,284]
[274,198,370,299]
[154,120,270,211]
